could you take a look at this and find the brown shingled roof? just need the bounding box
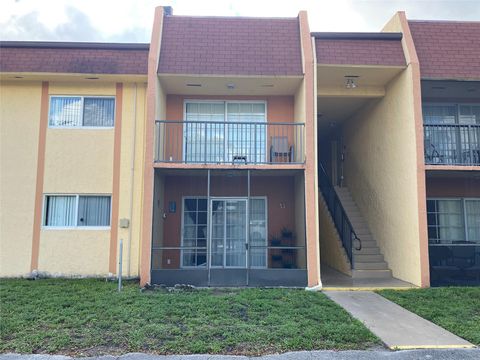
[158,15,303,76]
[0,42,149,74]
[314,34,406,66]
[409,20,480,80]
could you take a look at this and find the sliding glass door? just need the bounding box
[184,101,266,163]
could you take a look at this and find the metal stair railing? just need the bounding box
[318,163,361,266]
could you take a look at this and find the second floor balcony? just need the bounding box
[423,103,480,167]
[154,120,305,165]
[424,124,480,166]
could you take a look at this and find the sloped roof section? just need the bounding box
[158,15,303,76]
[314,33,406,66]
[0,42,149,74]
[409,20,480,80]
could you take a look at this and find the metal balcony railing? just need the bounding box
[424,124,480,166]
[154,120,305,164]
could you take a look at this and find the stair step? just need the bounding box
[354,247,381,255]
[351,226,370,232]
[352,269,393,279]
[355,233,374,239]
[353,254,385,262]
[355,261,389,270]
[358,241,378,248]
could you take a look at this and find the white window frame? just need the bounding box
[48,95,116,129]
[427,197,480,245]
[180,195,268,269]
[182,100,268,163]
[42,194,112,230]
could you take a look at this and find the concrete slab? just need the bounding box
[324,291,474,350]
[321,266,415,290]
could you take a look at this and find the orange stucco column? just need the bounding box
[397,12,430,287]
[30,81,49,272]
[140,6,165,286]
[108,82,123,274]
[299,11,321,289]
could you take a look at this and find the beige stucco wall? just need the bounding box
[318,193,351,276]
[0,81,42,276]
[38,83,116,275]
[342,66,423,286]
[0,80,147,277]
[115,83,147,278]
[294,80,306,164]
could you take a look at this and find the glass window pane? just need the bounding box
[185,103,225,162]
[77,196,111,226]
[44,196,76,226]
[49,97,82,127]
[465,200,480,243]
[184,198,197,212]
[226,103,266,163]
[427,199,465,244]
[423,105,456,124]
[182,250,195,267]
[83,98,115,127]
[197,199,207,211]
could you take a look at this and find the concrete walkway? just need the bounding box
[324,291,474,350]
[2,350,480,359]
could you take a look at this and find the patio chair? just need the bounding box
[270,136,294,163]
[424,139,444,164]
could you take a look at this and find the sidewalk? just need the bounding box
[2,349,480,360]
[324,291,474,350]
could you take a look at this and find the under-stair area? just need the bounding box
[318,163,415,288]
[334,186,393,279]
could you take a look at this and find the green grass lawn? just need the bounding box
[378,287,480,346]
[0,279,379,355]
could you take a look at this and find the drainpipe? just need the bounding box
[127,83,138,277]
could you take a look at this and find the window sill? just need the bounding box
[48,126,114,130]
[41,226,111,231]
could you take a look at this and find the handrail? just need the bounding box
[318,163,361,266]
[155,120,304,126]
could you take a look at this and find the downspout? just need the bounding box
[127,83,138,277]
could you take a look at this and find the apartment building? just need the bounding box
[1,7,478,288]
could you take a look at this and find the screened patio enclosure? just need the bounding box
[151,169,307,286]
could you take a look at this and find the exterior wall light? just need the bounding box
[345,78,357,89]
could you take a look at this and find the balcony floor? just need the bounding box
[153,162,305,170]
[321,266,416,290]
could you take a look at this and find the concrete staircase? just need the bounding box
[334,186,393,279]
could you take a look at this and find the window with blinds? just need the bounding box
[44,195,111,228]
[49,96,115,127]
[427,198,480,244]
